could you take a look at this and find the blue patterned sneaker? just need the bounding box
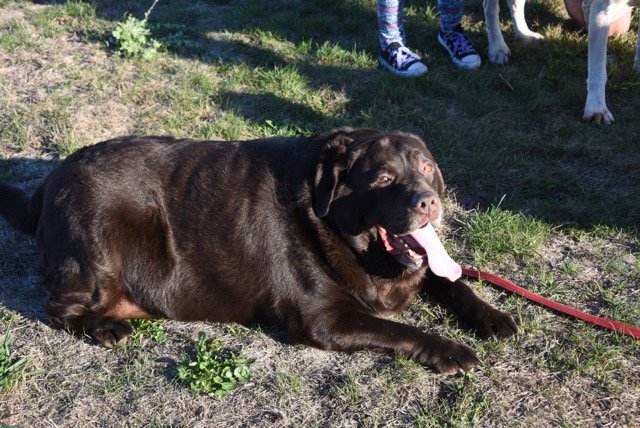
[378,42,428,77]
[438,25,481,70]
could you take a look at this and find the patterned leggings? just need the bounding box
[377,0,463,49]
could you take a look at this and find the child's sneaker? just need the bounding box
[378,42,428,77]
[438,26,481,70]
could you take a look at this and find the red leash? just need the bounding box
[461,267,640,339]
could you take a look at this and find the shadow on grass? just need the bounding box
[0,158,59,323]
[215,91,327,129]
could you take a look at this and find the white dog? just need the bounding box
[484,0,639,125]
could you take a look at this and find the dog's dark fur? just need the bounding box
[0,129,516,373]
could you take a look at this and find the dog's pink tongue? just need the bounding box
[410,223,461,282]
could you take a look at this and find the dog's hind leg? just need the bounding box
[44,258,150,348]
[48,299,134,348]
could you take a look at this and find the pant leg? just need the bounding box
[438,0,463,32]
[377,0,405,49]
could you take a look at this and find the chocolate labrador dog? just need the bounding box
[0,129,516,374]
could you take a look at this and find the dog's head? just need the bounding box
[314,129,447,270]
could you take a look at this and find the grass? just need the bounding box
[0,0,638,425]
[0,325,28,394]
[128,319,168,347]
[458,202,553,266]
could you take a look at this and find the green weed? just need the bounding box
[177,332,253,399]
[258,119,312,137]
[129,319,167,346]
[110,0,163,60]
[0,328,28,394]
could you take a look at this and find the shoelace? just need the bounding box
[391,46,421,69]
[442,31,475,56]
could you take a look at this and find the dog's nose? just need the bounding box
[410,191,437,215]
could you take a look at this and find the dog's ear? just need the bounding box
[313,133,353,218]
[421,144,446,197]
[432,163,445,196]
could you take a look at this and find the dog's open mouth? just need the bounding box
[377,223,461,282]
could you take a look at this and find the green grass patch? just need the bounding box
[0,108,31,153]
[38,108,85,157]
[314,41,373,67]
[331,369,363,406]
[0,19,39,52]
[272,369,303,396]
[415,373,498,427]
[460,204,553,266]
[97,353,158,395]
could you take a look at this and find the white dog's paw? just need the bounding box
[515,29,544,42]
[488,44,511,65]
[582,91,614,126]
[582,108,614,126]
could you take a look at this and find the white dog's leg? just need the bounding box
[484,0,511,64]
[582,0,615,125]
[508,0,544,40]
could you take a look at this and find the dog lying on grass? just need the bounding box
[0,129,516,374]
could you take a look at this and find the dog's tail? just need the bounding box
[0,182,42,234]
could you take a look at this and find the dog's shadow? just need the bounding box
[0,157,59,323]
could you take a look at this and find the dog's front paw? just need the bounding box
[90,317,134,348]
[417,337,480,374]
[488,44,511,65]
[582,108,614,126]
[583,92,614,126]
[471,308,518,340]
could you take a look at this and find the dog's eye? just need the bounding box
[373,173,394,187]
[422,162,434,174]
